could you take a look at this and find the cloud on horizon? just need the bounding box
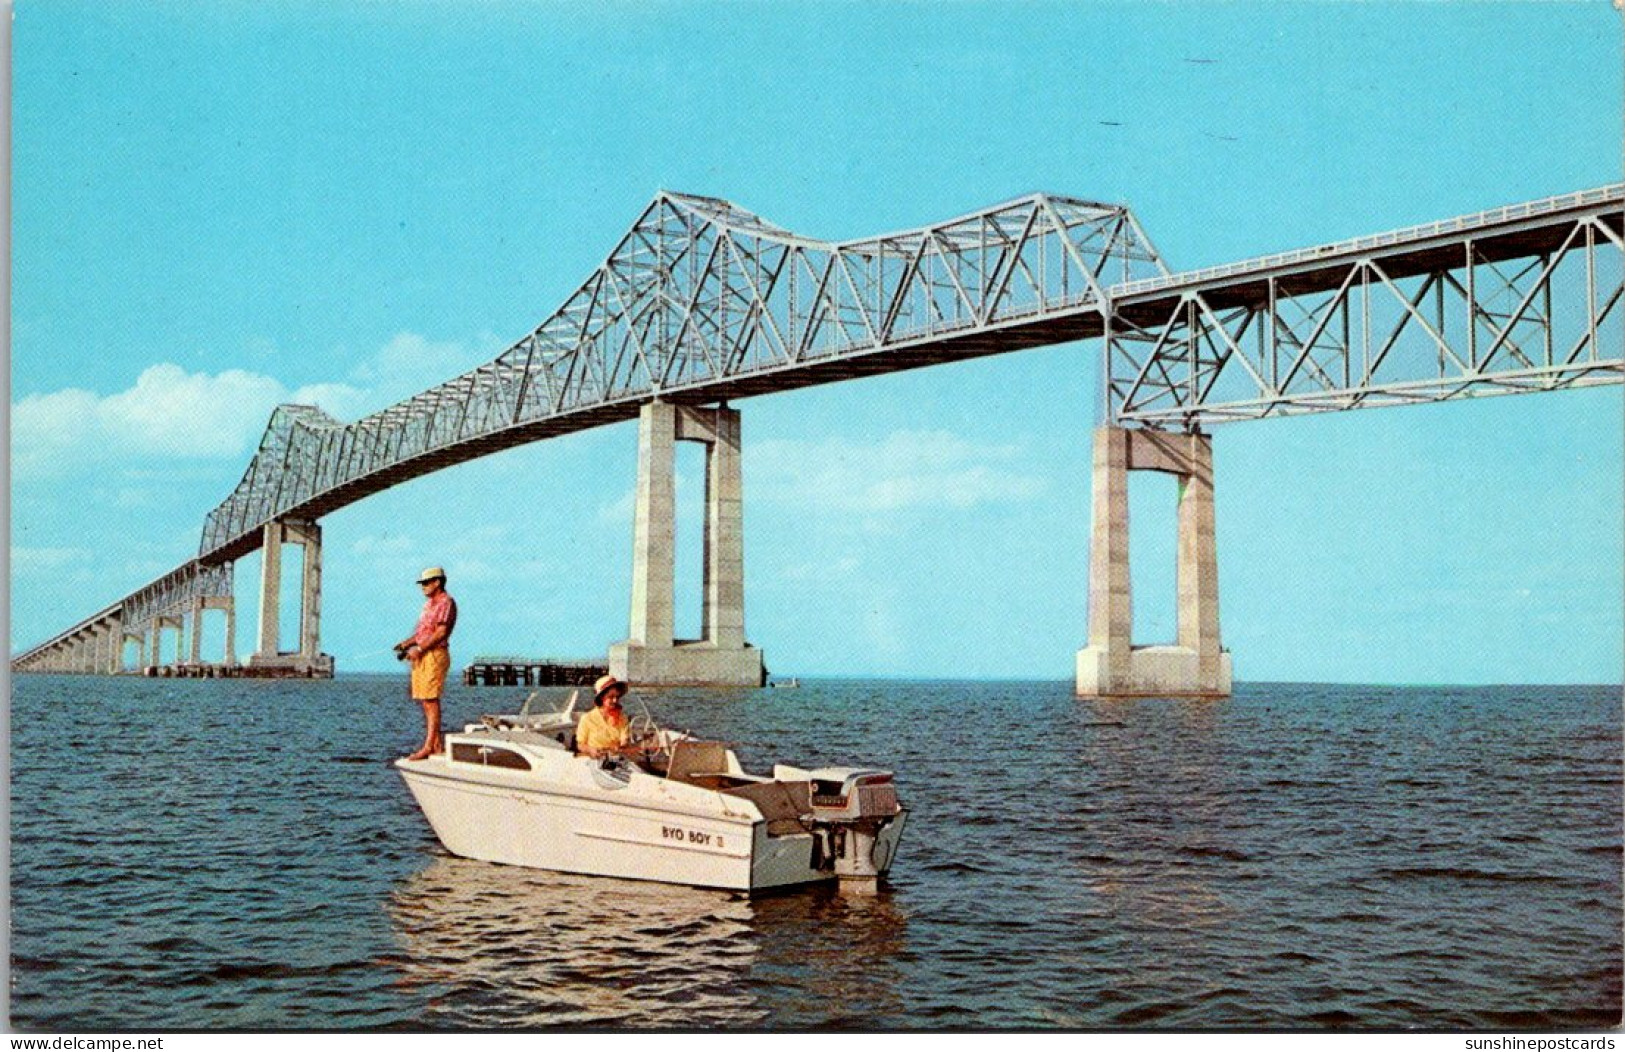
[748,429,1047,517]
[11,332,496,481]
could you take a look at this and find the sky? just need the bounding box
[10,1,1623,684]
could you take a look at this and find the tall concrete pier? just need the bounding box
[1076,425,1231,698]
[246,519,334,677]
[610,400,765,687]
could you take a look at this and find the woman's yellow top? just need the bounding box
[575,706,630,754]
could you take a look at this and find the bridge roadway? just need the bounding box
[13,183,1622,679]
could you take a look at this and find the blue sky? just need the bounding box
[11,1,1623,683]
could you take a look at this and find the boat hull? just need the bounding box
[397,757,907,893]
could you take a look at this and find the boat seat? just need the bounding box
[666,740,733,785]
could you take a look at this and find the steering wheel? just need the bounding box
[625,712,668,765]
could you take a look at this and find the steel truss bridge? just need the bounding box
[14,183,1622,672]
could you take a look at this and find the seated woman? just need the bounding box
[576,675,648,759]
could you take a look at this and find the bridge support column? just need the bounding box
[189,583,234,668]
[189,600,205,666]
[97,630,116,679]
[247,520,333,677]
[284,521,325,666]
[254,521,283,660]
[1076,425,1231,698]
[609,400,765,688]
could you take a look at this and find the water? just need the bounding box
[9,676,1621,1030]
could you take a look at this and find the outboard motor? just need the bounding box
[807,768,905,894]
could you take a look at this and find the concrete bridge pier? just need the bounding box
[188,596,235,666]
[1076,425,1232,698]
[216,596,236,667]
[93,624,112,674]
[109,623,123,673]
[609,400,765,687]
[246,520,334,677]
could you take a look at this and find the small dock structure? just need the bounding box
[463,655,608,688]
[139,662,332,679]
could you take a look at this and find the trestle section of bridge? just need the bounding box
[10,523,331,677]
[11,563,232,675]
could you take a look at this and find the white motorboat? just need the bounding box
[395,692,908,893]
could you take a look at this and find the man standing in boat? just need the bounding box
[397,566,457,761]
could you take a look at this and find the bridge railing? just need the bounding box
[1115,183,1625,299]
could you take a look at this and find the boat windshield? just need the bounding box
[516,689,581,723]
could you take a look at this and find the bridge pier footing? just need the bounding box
[1076,425,1231,698]
[609,400,765,688]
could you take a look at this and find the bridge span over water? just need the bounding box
[14,184,1623,695]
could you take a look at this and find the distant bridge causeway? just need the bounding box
[15,184,1622,696]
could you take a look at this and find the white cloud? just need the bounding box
[596,486,637,526]
[351,533,418,559]
[288,381,372,420]
[11,331,492,480]
[749,429,1046,514]
[12,364,295,477]
[351,525,553,586]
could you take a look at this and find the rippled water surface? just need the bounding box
[10,676,1621,1029]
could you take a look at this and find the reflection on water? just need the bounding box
[388,855,910,1028]
[1073,697,1239,934]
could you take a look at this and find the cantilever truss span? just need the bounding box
[13,184,1623,671]
[196,192,1165,564]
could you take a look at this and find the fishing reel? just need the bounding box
[393,642,413,662]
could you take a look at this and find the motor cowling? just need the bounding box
[808,768,903,893]
[808,768,900,821]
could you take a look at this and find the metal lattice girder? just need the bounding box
[1106,185,1624,426]
[195,191,1165,562]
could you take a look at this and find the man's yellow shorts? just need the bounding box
[410,647,450,700]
